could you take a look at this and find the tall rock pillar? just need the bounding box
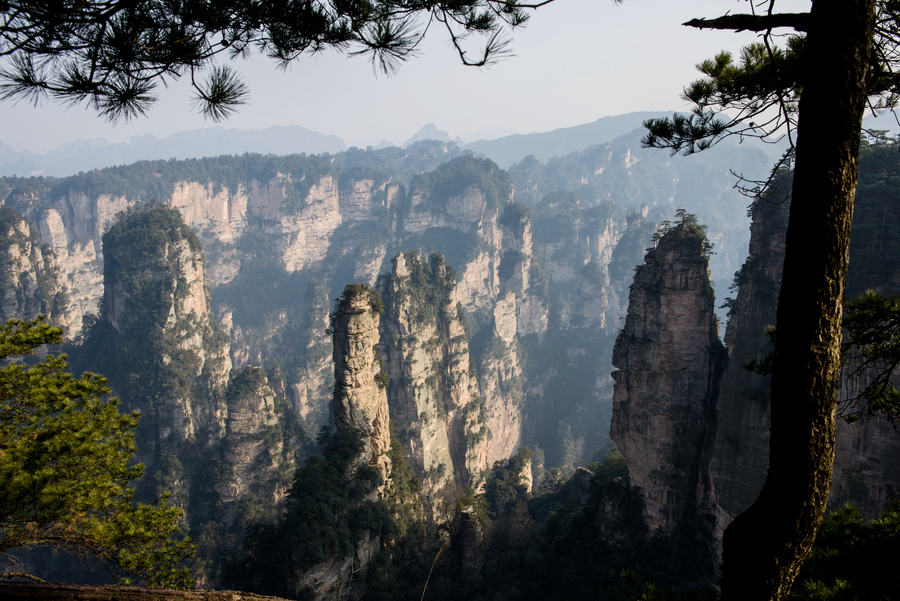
[332,283,392,484]
[610,220,725,544]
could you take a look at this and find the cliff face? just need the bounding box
[610,222,725,538]
[332,284,392,485]
[477,290,525,465]
[0,207,68,329]
[712,190,900,521]
[99,206,232,444]
[710,192,789,517]
[83,205,309,587]
[215,366,288,522]
[379,253,488,513]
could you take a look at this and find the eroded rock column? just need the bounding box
[332,284,392,484]
[610,222,725,537]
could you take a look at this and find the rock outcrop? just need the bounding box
[709,191,789,518]
[379,252,488,514]
[0,207,68,329]
[712,190,900,521]
[215,366,286,522]
[610,221,725,544]
[332,283,392,484]
[97,205,232,444]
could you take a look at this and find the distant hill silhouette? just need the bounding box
[0,125,346,177]
[403,123,452,147]
[461,112,673,168]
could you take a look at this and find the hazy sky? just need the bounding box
[0,0,818,154]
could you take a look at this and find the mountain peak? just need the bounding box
[403,123,451,147]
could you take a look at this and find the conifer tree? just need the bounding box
[0,317,193,587]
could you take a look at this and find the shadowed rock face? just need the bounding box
[712,191,900,521]
[610,224,725,539]
[332,284,392,484]
[710,192,789,518]
[100,207,231,443]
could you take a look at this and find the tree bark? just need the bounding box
[721,1,876,599]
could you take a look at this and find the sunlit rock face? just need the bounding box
[610,223,725,539]
[0,207,68,329]
[379,252,488,516]
[332,283,392,485]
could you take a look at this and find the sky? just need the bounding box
[0,0,831,154]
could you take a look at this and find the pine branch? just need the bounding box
[684,13,812,33]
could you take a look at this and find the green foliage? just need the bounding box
[642,37,805,158]
[499,202,532,235]
[221,428,394,598]
[1,0,536,121]
[409,155,512,214]
[331,141,468,186]
[383,425,423,539]
[329,283,384,335]
[0,317,193,587]
[49,154,338,205]
[841,290,900,424]
[388,252,457,329]
[790,502,900,600]
[652,210,710,247]
[375,355,391,389]
[484,447,534,516]
[225,365,268,404]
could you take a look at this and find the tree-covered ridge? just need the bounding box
[331,140,471,186]
[102,203,203,320]
[409,155,513,213]
[0,317,193,588]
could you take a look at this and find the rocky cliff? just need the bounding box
[709,190,789,518]
[96,205,232,445]
[0,206,68,329]
[711,188,900,521]
[215,366,293,523]
[74,205,309,586]
[379,252,488,514]
[331,284,393,485]
[610,219,725,545]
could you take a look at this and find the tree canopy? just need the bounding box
[0,317,193,587]
[0,0,548,122]
[643,0,900,191]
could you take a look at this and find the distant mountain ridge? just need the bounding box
[0,124,346,177]
[2,111,713,177]
[462,111,674,168]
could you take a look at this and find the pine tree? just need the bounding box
[0,317,194,587]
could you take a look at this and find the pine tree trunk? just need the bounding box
[721,1,876,599]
